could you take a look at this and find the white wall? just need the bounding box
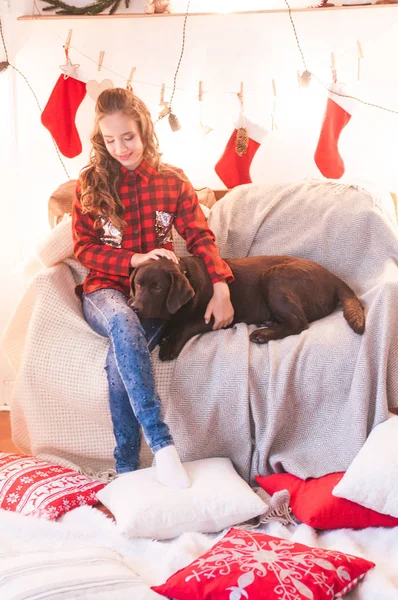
[1,1,398,401]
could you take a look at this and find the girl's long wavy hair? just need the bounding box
[79,88,163,232]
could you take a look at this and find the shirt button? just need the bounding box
[134,229,138,234]
[131,198,136,202]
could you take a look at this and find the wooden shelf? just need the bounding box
[17,3,398,21]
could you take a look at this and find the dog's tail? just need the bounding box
[336,279,365,334]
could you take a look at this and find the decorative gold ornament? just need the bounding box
[235,127,249,156]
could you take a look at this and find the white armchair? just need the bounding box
[3,179,398,484]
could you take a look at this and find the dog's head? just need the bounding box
[128,257,195,319]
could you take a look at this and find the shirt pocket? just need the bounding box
[99,218,123,248]
[155,210,175,245]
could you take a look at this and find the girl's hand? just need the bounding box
[131,249,179,268]
[204,280,234,330]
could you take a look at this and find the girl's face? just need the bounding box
[99,111,144,170]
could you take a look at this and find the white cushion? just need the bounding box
[97,457,268,540]
[332,415,398,518]
[0,546,161,600]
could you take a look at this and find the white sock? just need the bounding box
[155,445,191,489]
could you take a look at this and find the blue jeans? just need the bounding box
[82,288,174,474]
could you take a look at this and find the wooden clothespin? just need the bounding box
[126,67,136,92]
[63,29,72,59]
[198,81,212,135]
[97,51,105,72]
[357,40,364,81]
[271,79,278,131]
[198,80,204,102]
[159,83,170,117]
[297,70,302,90]
[160,83,166,105]
[237,81,244,113]
[330,52,337,84]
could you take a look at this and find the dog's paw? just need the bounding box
[159,340,179,361]
[250,328,271,344]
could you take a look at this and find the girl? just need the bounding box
[72,88,234,488]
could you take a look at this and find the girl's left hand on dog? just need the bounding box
[205,280,234,330]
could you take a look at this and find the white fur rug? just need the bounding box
[1,506,398,599]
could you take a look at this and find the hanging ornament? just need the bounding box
[59,57,80,79]
[144,0,171,13]
[168,112,181,132]
[298,69,312,88]
[86,79,114,101]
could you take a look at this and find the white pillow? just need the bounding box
[36,215,74,267]
[333,415,398,518]
[97,457,268,540]
[0,546,161,600]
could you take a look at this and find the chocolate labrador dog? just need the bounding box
[128,255,365,361]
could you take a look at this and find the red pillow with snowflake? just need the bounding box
[0,453,105,520]
[152,528,375,600]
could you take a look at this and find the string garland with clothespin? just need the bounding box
[39,0,130,16]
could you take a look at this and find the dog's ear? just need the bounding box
[166,270,195,314]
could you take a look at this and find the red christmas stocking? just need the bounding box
[215,118,267,189]
[314,85,355,179]
[41,74,86,158]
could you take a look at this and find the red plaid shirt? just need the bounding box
[72,160,233,297]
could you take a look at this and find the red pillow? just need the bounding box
[0,452,105,520]
[152,527,375,600]
[256,472,398,529]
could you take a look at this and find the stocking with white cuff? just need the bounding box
[314,84,356,180]
[215,118,268,189]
